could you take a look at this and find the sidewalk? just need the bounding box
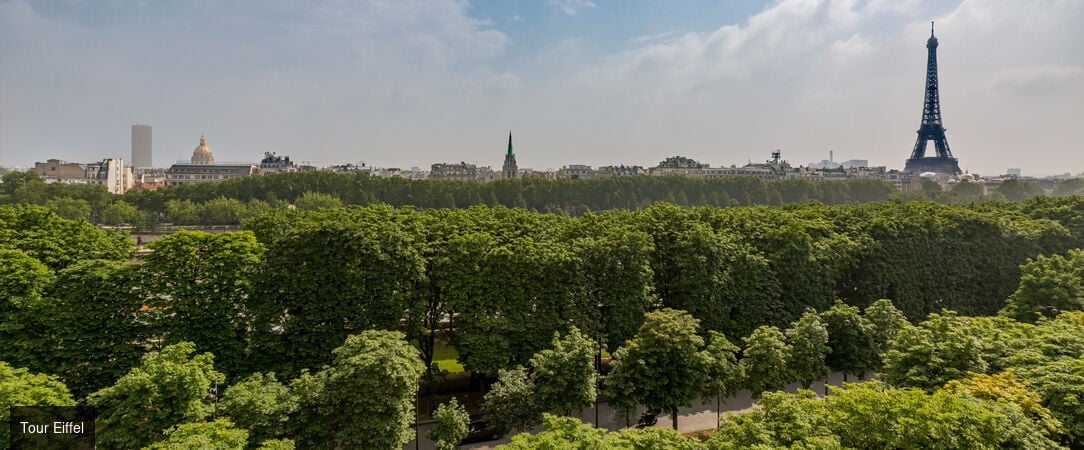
[404,372,854,450]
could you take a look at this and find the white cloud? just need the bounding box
[547,0,598,16]
[988,66,1084,95]
[632,31,676,44]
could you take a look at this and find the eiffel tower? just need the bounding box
[904,22,961,175]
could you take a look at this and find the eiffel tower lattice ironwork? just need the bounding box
[904,22,961,175]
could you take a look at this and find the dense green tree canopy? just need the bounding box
[87,342,225,449]
[293,330,423,450]
[605,308,708,429]
[428,397,469,450]
[0,362,76,449]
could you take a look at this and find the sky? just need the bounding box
[1,0,1082,176]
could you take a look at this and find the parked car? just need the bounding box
[459,414,500,444]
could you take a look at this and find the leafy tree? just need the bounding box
[572,215,655,352]
[502,414,605,449]
[43,259,146,398]
[740,325,792,398]
[995,178,1045,202]
[0,204,132,270]
[484,366,541,435]
[165,199,201,224]
[701,331,743,422]
[293,191,343,210]
[863,299,908,358]
[220,373,298,447]
[87,342,225,449]
[293,331,423,449]
[785,311,830,389]
[1022,356,1084,444]
[427,397,469,450]
[147,419,250,450]
[255,439,295,450]
[1001,250,1084,322]
[0,362,76,449]
[0,249,55,371]
[882,311,988,391]
[1053,178,1084,197]
[143,231,265,377]
[252,208,424,376]
[819,300,877,379]
[201,196,247,224]
[530,326,597,416]
[100,200,139,225]
[709,390,837,449]
[943,370,1063,443]
[502,414,696,449]
[603,427,697,450]
[46,197,92,221]
[826,382,1059,449]
[605,308,708,430]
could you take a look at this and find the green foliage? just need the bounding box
[825,382,1060,449]
[882,311,988,391]
[144,231,265,377]
[220,373,298,447]
[255,439,295,450]
[46,197,92,221]
[251,207,424,376]
[147,419,249,450]
[43,259,146,398]
[87,342,225,450]
[0,249,55,371]
[484,366,541,435]
[501,414,697,449]
[1002,250,1084,322]
[100,200,139,225]
[740,326,792,398]
[1022,356,1084,444]
[292,191,343,210]
[709,382,1063,449]
[530,326,598,415]
[0,361,76,449]
[943,370,1064,442]
[709,390,836,449]
[427,397,469,450]
[606,308,708,429]
[165,199,201,224]
[501,414,605,449]
[293,331,423,450]
[0,204,133,270]
[603,426,698,450]
[1053,178,1084,197]
[701,331,743,407]
[819,301,877,379]
[785,311,830,389]
[863,299,908,359]
[995,178,1045,202]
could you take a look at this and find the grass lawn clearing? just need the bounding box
[433,344,465,373]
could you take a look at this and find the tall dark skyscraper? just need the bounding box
[131,124,152,168]
[904,23,961,175]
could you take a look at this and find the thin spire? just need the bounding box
[930,21,935,38]
[507,131,513,156]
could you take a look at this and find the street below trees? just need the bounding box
[405,373,852,449]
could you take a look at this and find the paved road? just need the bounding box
[404,372,854,449]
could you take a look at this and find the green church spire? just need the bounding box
[507,131,514,156]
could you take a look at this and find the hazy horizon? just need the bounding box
[2,0,1082,177]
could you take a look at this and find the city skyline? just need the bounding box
[2,0,1082,176]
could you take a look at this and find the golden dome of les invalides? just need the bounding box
[191,134,215,165]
